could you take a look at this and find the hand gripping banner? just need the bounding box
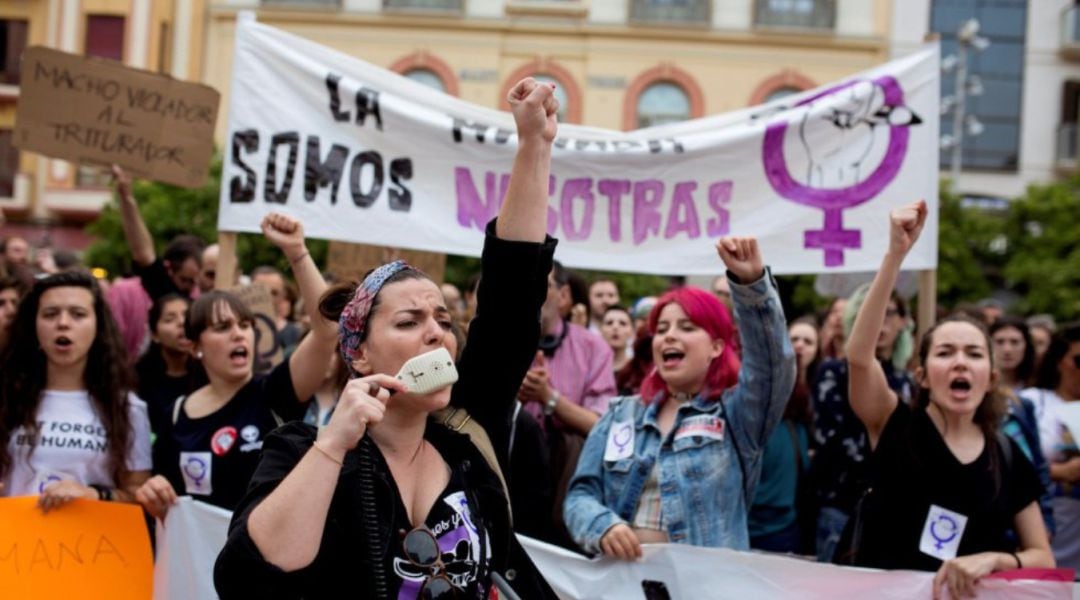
[218,15,940,275]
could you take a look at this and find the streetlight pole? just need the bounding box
[942,18,989,190]
[950,36,968,185]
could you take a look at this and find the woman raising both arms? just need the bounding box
[843,200,1052,599]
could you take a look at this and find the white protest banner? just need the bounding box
[218,15,939,275]
[153,497,231,600]
[518,536,1076,600]
[150,500,1074,600]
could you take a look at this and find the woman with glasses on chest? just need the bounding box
[214,78,561,600]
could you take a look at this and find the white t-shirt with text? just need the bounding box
[3,390,152,496]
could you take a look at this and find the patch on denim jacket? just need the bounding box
[673,415,725,442]
[604,420,635,461]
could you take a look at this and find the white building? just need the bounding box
[892,0,1080,199]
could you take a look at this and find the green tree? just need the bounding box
[1001,174,1080,321]
[84,156,326,279]
[934,182,1008,308]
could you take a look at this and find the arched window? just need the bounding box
[403,68,446,93]
[748,70,816,106]
[636,82,691,128]
[531,74,569,123]
[500,60,583,124]
[763,85,802,103]
[389,52,459,97]
[623,64,704,131]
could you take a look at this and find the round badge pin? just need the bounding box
[211,426,238,456]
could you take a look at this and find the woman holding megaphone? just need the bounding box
[214,78,561,599]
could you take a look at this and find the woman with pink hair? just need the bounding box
[564,239,795,558]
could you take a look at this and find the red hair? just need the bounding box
[639,286,741,403]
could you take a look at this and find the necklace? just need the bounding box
[671,392,693,403]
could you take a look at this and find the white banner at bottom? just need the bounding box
[153,497,231,600]
[518,536,1076,600]
[149,499,1075,600]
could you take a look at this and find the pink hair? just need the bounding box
[639,286,741,404]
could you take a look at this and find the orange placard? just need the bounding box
[0,497,152,599]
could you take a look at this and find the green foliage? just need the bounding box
[1001,174,1080,321]
[444,255,482,290]
[934,176,1080,321]
[84,156,326,279]
[935,183,1003,307]
[778,274,824,321]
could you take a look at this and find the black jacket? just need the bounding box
[214,221,558,599]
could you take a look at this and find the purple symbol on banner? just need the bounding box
[929,513,959,550]
[761,76,922,267]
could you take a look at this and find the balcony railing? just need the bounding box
[260,0,341,8]
[629,0,710,25]
[1055,122,1078,171]
[383,0,463,12]
[754,0,835,30]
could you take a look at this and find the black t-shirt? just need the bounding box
[388,463,492,599]
[855,403,1044,571]
[152,361,305,510]
[135,356,208,439]
[134,257,182,302]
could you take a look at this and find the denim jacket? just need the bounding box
[563,270,795,553]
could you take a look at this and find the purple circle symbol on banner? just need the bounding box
[762,76,911,267]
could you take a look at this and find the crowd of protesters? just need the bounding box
[0,79,1077,599]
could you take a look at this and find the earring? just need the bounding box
[196,351,204,360]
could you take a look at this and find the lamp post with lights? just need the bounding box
[941,18,990,189]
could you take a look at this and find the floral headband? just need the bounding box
[338,260,415,365]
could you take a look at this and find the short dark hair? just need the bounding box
[989,316,1036,385]
[551,261,569,287]
[163,235,206,268]
[0,276,25,298]
[602,304,631,320]
[251,265,282,279]
[1035,322,1080,391]
[185,290,255,341]
[149,293,191,334]
[590,277,617,290]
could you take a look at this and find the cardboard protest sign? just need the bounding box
[326,241,447,284]
[232,282,285,373]
[14,46,219,188]
[0,497,152,600]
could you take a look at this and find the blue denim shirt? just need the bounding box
[563,270,795,553]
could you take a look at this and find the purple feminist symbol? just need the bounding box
[929,513,959,550]
[612,423,633,454]
[762,76,918,267]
